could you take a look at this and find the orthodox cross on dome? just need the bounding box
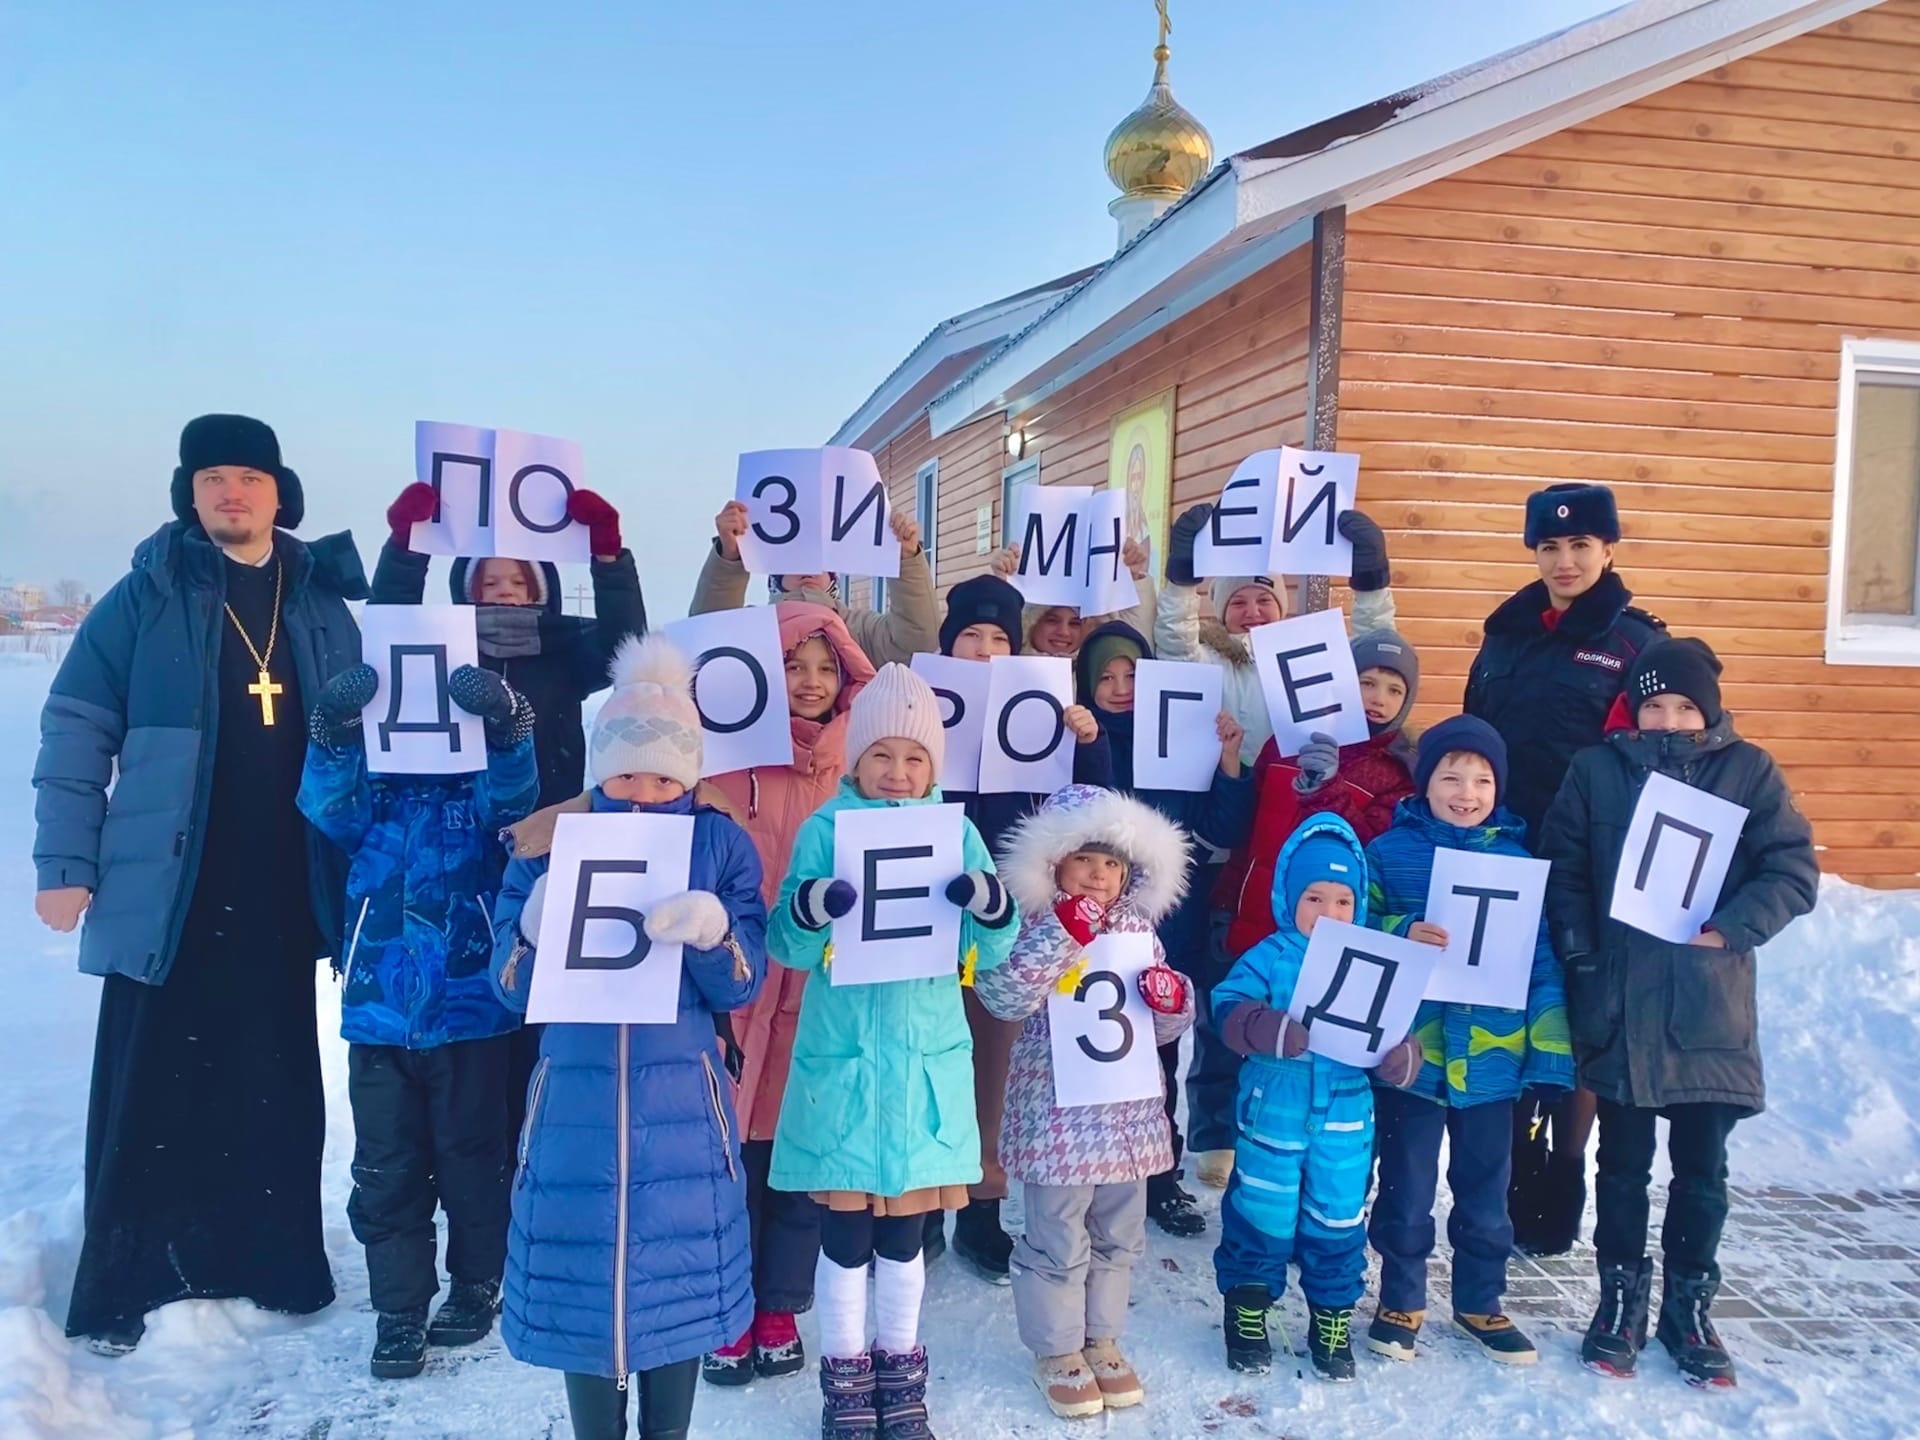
[1154,0,1173,74]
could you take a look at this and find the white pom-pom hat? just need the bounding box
[589,633,704,788]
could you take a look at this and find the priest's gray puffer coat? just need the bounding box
[1537,713,1818,1113]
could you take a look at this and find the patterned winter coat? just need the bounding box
[1220,727,1416,957]
[1212,814,1376,1245]
[488,787,767,1381]
[298,733,539,1048]
[975,785,1194,1187]
[709,603,875,1141]
[1364,799,1573,1108]
[767,779,1019,1199]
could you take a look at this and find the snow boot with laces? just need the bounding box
[1307,1304,1357,1382]
[370,1305,429,1380]
[873,1344,936,1439]
[819,1352,878,1440]
[1032,1353,1103,1419]
[1582,1256,1654,1379]
[1657,1268,1738,1388]
[1223,1284,1273,1373]
[426,1277,501,1348]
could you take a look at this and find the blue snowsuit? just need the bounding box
[1211,813,1374,1307]
[489,788,767,1382]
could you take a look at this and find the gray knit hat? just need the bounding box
[1350,629,1421,732]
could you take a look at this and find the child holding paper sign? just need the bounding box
[975,784,1194,1418]
[488,634,768,1440]
[699,602,876,1388]
[1211,813,1423,1382]
[767,663,1019,1440]
[298,657,540,1380]
[1075,620,1253,1238]
[1539,638,1816,1388]
[1360,717,1572,1367]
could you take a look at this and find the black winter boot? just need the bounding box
[820,1352,878,1440]
[1657,1268,1738,1388]
[1524,1155,1586,1257]
[1146,1174,1207,1237]
[371,1305,430,1379]
[920,1209,947,1265]
[1507,1102,1551,1254]
[1306,1304,1357,1382]
[1223,1285,1273,1373]
[1582,1257,1654,1379]
[951,1199,1011,1284]
[427,1277,501,1347]
[873,1345,935,1439]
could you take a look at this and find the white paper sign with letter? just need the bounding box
[411,420,591,565]
[910,653,991,792]
[1249,608,1370,758]
[1421,848,1551,1009]
[1192,446,1358,580]
[1011,485,1140,614]
[360,604,486,776]
[1130,659,1224,793]
[829,803,965,987]
[526,812,695,1024]
[733,448,900,580]
[1049,931,1163,1108]
[664,607,795,777]
[1608,772,1749,944]
[1286,919,1438,1070]
[977,655,1076,795]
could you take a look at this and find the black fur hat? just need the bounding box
[1523,482,1619,548]
[170,414,305,530]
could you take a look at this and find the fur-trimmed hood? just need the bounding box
[997,783,1190,924]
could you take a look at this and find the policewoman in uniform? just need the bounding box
[1463,482,1664,1257]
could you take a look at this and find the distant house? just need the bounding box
[832,0,1920,887]
[0,583,45,617]
[23,606,86,632]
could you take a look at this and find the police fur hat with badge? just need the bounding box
[170,414,305,529]
[1523,482,1619,548]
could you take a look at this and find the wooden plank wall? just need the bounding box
[849,247,1315,609]
[1339,5,1920,885]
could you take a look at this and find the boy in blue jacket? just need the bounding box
[298,657,539,1380]
[1362,716,1573,1367]
[1210,814,1423,1381]
[488,633,766,1440]
[1075,619,1253,1238]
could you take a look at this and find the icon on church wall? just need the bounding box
[1106,387,1175,586]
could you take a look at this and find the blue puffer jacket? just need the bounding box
[1365,799,1574,1108]
[33,522,366,983]
[1212,814,1375,1245]
[489,788,767,1382]
[298,735,538,1049]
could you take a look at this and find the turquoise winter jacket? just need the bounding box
[1364,798,1574,1107]
[767,778,1018,1198]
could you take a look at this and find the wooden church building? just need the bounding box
[831,0,1920,887]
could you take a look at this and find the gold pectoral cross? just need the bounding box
[249,667,283,726]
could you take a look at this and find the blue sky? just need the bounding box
[0,0,1610,612]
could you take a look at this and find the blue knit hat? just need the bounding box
[1284,834,1360,908]
[1415,715,1509,803]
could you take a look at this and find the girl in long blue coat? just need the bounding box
[769,663,1021,1440]
[1210,813,1424,1382]
[490,634,767,1440]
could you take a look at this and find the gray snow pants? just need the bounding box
[1009,1181,1148,1358]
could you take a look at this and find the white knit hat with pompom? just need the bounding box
[588,633,704,788]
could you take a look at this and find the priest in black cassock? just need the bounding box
[32,415,366,1353]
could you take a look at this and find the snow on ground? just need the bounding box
[3,653,1919,1438]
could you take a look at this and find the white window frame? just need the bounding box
[1828,337,1920,667]
[915,458,939,585]
[1001,456,1040,546]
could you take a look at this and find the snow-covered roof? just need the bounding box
[913,0,1878,438]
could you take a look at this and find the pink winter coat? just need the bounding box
[708,603,875,1141]
[974,784,1195,1187]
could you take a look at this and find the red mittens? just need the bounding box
[567,488,622,556]
[387,482,438,548]
[1053,894,1108,947]
[1137,965,1188,1015]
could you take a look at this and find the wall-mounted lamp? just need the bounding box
[1006,427,1026,460]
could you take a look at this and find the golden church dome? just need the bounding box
[1104,40,1213,201]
